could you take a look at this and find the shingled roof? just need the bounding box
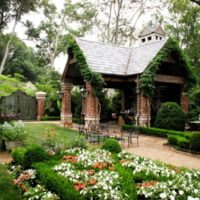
[76,38,167,76]
[139,24,166,37]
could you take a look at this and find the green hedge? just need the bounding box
[122,125,193,139]
[34,163,84,200]
[190,134,200,152]
[12,144,49,169]
[40,116,60,121]
[167,135,190,149]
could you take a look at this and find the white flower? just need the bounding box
[160,193,167,199]
[179,190,184,195]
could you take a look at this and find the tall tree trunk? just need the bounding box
[0,17,17,74]
[114,0,123,44]
[49,15,65,69]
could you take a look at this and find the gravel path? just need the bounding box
[125,135,200,170]
[0,152,12,164]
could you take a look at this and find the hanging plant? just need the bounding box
[140,38,196,97]
[67,37,105,98]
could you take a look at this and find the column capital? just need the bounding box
[36,91,46,100]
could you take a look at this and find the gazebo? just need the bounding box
[61,24,195,127]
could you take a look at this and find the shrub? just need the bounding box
[168,135,190,149]
[0,165,21,199]
[34,163,84,200]
[168,135,178,145]
[12,147,26,166]
[23,144,49,169]
[178,138,190,149]
[71,136,87,149]
[102,138,122,153]
[155,102,185,131]
[122,125,193,139]
[40,116,60,121]
[1,121,26,141]
[190,133,200,152]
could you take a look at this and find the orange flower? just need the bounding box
[120,159,128,164]
[93,162,109,170]
[62,155,77,163]
[74,182,86,191]
[87,179,97,185]
[136,181,158,188]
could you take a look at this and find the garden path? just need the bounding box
[126,135,200,170]
[0,152,12,164]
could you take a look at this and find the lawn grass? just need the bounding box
[0,165,21,200]
[24,123,79,147]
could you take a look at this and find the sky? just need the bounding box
[6,0,169,74]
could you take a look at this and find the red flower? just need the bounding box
[74,182,86,191]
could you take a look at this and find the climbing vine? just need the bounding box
[140,38,196,97]
[67,37,105,98]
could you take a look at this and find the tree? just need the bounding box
[0,0,12,32]
[165,2,200,78]
[25,0,96,69]
[96,0,164,45]
[0,34,44,81]
[171,0,200,6]
[0,0,39,74]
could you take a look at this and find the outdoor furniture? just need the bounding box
[77,123,87,138]
[86,126,100,145]
[122,127,139,147]
[98,123,110,141]
[110,130,126,148]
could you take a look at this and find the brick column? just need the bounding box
[61,82,73,125]
[139,95,151,126]
[36,92,46,121]
[180,92,189,113]
[84,83,100,128]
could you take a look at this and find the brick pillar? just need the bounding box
[36,92,46,121]
[61,82,73,125]
[180,92,189,113]
[84,83,100,128]
[139,95,151,126]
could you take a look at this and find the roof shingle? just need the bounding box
[76,38,167,76]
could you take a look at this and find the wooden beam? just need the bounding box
[103,76,136,83]
[155,74,185,84]
[69,58,76,64]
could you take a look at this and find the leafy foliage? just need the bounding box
[190,133,200,151]
[166,3,200,79]
[23,144,49,169]
[0,165,21,199]
[34,163,84,200]
[24,0,96,68]
[0,75,36,97]
[0,34,44,81]
[102,138,122,153]
[140,38,196,97]
[155,102,186,131]
[1,121,27,141]
[68,37,105,98]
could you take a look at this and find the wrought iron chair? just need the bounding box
[122,126,139,147]
[86,124,100,145]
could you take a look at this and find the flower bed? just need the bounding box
[119,151,200,199]
[10,166,59,199]
[10,147,200,200]
[54,148,128,200]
